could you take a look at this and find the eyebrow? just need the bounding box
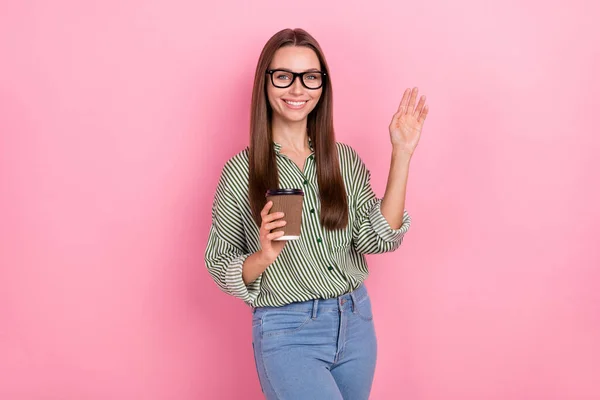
[271,67,322,73]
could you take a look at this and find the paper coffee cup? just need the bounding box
[265,188,304,241]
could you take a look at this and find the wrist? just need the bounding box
[256,249,274,266]
[391,146,413,161]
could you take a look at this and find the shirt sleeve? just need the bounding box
[351,151,411,255]
[204,166,261,305]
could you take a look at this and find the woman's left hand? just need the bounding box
[389,87,429,155]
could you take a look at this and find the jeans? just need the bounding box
[251,284,377,400]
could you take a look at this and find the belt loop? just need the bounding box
[350,292,357,313]
[312,299,318,320]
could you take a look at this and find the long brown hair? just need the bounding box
[248,28,348,231]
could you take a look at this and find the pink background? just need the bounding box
[1,0,599,399]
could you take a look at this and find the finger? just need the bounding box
[262,211,285,225]
[418,105,429,123]
[414,95,426,116]
[266,231,285,241]
[260,201,273,218]
[397,88,411,114]
[407,87,418,114]
[264,220,287,231]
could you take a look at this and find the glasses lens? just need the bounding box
[272,71,294,88]
[303,72,323,89]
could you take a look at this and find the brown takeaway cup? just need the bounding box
[265,188,304,241]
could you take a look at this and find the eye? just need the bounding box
[275,73,291,80]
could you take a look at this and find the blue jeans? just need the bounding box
[251,284,377,399]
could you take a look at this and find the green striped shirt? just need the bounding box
[205,141,410,307]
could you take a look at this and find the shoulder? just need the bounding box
[335,142,369,194]
[222,147,249,174]
[223,147,249,169]
[335,141,363,169]
[218,147,250,190]
[335,141,360,160]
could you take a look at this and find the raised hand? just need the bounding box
[388,87,429,155]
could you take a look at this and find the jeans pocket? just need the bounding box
[261,309,312,338]
[356,297,374,321]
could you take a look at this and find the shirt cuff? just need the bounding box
[368,200,411,243]
[225,254,262,306]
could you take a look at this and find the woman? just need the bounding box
[205,28,428,400]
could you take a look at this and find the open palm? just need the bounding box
[389,87,429,154]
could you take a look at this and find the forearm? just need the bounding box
[380,148,412,229]
[242,251,272,285]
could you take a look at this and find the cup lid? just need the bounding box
[265,188,304,197]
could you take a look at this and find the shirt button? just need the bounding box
[317,238,322,243]
[309,155,314,160]
[327,266,334,271]
[310,208,315,214]
[303,180,308,185]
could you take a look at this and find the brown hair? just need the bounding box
[248,28,348,230]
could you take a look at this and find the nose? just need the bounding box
[289,76,304,95]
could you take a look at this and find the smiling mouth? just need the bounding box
[283,99,308,108]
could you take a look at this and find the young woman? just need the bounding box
[205,28,428,400]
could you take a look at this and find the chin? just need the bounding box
[278,111,309,123]
[286,114,309,122]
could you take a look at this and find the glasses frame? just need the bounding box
[266,69,327,90]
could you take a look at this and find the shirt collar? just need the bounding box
[273,137,314,154]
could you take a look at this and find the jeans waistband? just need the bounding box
[253,284,368,314]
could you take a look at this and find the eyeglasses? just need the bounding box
[266,69,326,90]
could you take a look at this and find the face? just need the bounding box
[266,46,324,124]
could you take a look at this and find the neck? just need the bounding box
[271,116,310,152]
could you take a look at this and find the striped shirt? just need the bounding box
[205,141,410,307]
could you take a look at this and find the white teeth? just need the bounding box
[285,100,306,106]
